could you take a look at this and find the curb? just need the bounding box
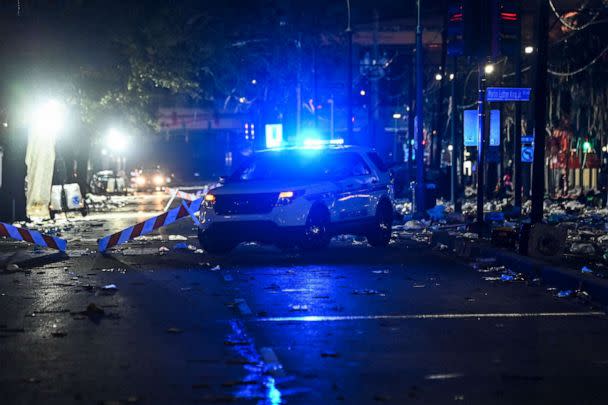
[431,230,608,308]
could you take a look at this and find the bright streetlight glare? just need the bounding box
[484,64,495,74]
[359,89,366,96]
[392,113,402,119]
[435,73,443,81]
[106,128,128,152]
[449,73,455,80]
[524,46,534,54]
[30,99,67,135]
[447,144,454,151]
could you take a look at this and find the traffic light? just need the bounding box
[447,2,464,56]
[446,0,520,58]
[498,0,521,56]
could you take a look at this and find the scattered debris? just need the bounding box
[403,220,425,231]
[5,263,20,272]
[570,243,595,255]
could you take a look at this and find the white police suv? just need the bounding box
[198,142,394,253]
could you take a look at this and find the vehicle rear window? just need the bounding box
[367,152,388,172]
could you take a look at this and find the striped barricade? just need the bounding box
[98,197,203,253]
[164,186,208,211]
[166,187,201,202]
[0,222,68,252]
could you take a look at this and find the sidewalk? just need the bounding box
[430,229,608,308]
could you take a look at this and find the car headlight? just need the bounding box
[153,175,164,185]
[135,176,146,186]
[276,190,304,206]
[203,193,216,208]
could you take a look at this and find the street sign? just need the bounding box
[463,109,500,147]
[522,146,534,163]
[486,87,531,102]
[521,136,534,144]
[265,124,283,148]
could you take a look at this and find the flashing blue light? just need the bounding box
[265,124,283,148]
[302,138,344,147]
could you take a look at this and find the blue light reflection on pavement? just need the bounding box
[226,320,283,404]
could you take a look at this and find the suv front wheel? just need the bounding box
[301,205,330,250]
[367,199,393,247]
[198,228,237,255]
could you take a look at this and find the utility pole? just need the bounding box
[415,0,426,214]
[513,3,523,209]
[531,0,549,223]
[450,57,458,208]
[370,10,380,149]
[476,61,488,230]
[346,0,353,144]
[434,4,448,169]
[407,60,415,183]
[296,32,302,136]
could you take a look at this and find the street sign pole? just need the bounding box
[531,0,549,224]
[513,8,523,209]
[476,61,487,231]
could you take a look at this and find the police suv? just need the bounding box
[198,141,394,253]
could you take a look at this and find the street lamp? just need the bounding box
[106,128,128,153]
[435,73,443,81]
[524,46,534,54]
[484,64,495,75]
[105,127,129,174]
[30,99,67,136]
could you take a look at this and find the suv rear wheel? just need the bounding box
[367,199,393,247]
[301,205,330,250]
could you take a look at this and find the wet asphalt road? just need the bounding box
[2,191,608,404]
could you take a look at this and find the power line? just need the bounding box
[547,44,608,77]
[548,0,602,31]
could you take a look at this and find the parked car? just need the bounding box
[89,170,127,195]
[197,143,394,253]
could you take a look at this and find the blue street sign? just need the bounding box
[521,136,534,144]
[522,146,534,163]
[486,87,531,102]
[463,109,500,147]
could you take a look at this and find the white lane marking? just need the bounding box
[260,347,285,377]
[425,373,464,380]
[235,298,253,316]
[255,311,605,322]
